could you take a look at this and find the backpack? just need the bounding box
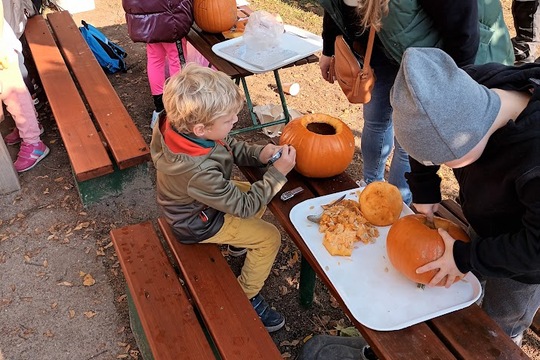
[79,20,128,73]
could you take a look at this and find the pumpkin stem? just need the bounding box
[417,283,426,290]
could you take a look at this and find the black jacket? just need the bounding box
[408,63,540,283]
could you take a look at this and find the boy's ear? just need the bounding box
[192,123,206,137]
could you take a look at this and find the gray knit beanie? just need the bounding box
[390,48,501,165]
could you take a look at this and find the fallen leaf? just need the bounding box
[116,294,127,303]
[74,222,90,231]
[83,274,96,286]
[50,302,58,309]
[84,311,97,318]
[57,281,73,287]
[69,309,75,318]
[43,330,54,338]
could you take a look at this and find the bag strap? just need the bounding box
[363,27,376,67]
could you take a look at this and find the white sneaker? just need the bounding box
[150,110,162,129]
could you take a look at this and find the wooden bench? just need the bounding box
[110,220,282,360]
[238,164,529,359]
[23,11,150,206]
[186,5,320,135]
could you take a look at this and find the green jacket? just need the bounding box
[378,0,514,65]
[319,0,514,66]
[150,116,287,243]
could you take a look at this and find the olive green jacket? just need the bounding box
[150,117,288,243]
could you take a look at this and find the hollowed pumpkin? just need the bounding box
[279,114,355,178]
[194,0,237,34]
[386,214,470,286]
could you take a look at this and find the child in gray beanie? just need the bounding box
[390,47,540,346]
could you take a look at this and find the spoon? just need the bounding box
[306,194,347,223]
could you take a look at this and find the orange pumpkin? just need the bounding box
[386,214,470,286]
[193,0,237,33]
[279,114,355,178]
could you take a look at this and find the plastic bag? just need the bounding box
[243,10,284,51]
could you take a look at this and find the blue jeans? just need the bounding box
[361,47,412,204]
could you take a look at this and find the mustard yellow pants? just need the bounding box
[202,181,281,299]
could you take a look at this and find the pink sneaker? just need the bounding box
[4,124,45,146]
[14,141,50,172]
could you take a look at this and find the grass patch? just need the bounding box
[250,0,324,34]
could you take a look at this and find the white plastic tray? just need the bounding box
[212,25,322,74]
[290,188,482,331]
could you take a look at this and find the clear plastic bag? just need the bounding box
[243,10,284,51]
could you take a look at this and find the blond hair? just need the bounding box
[163,64,243,133]
[356,0,389,32]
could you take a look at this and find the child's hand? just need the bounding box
[272,145,296,175]
[415,228,465,288]
[260,144,282,164]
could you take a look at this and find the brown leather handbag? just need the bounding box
[329,27,376,104]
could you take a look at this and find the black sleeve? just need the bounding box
[405,156,443,204]
[322,10,342,56]
[418,0,479,67]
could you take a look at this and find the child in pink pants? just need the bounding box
[1,16,48,172]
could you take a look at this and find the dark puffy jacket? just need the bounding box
[122,0,194,43]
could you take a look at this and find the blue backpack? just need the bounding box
[79,20,127,73]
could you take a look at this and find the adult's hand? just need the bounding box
[319,55,334,83]
[413,203,439,223]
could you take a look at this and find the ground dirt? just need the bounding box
[1,0,540,359]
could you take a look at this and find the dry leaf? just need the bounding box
[74,222,90,231]
[84,311,97,318]
[83,274,96,286]
[69,309,75,318]
[116,294,127,302]
[57,281,73,287]
[43,188,49,194]
[43,330,54,338]
[51,302,58,309]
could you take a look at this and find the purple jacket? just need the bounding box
[122,0,194,43]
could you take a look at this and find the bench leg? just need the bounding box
[76,163,151,207]
[127,290,155,360]
[299,256,316,308]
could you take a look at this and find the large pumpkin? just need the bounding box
[386,214,470,286]
[279,114,355,178]
[193,0,237,34]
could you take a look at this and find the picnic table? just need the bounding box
[186,5,321,134]
[238,165,529,360]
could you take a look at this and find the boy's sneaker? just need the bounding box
[4,124,44,145]
[150,110,162,129]
[227,245,247,257]
[250,294,285,332]
[14,141,50,172]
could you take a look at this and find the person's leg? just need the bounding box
[388,139,412,205]
[482,277,540,345]
[361,49,411,203]
[512,0,540,63]
[1,52,49,171]
[146,43,167,111]
[163,42,181,78]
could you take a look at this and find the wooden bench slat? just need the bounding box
[429,305,528,359]
[47,11,150,170]
[24,15,113,182]
[157,218,282,360]
[110,222,215,360]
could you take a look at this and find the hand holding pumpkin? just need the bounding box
[416,228,465,288]
[413,203,439,220]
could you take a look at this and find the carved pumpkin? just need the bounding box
[359,181,403,226]
[386,214,470,286]
[193,0,237,34]
[279,114,355,178]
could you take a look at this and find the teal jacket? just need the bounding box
[319,0,514,66]
[379,0,514,65]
